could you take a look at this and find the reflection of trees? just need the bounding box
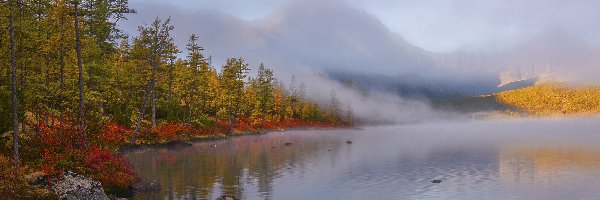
[499,145,600,184]
[125,134,334,200]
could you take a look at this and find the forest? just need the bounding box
[496,83,600,116]
[0,0,349,198]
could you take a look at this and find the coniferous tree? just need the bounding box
[130,17,177,143]
[219,58,249,133]
[0,0,344,150]
[185,34,207,122]
[256,64,275,121]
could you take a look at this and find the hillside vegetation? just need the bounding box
[496,84,600,116]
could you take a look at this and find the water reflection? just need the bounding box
[499,146,600,186]
[125,131,346,200]
[125,120,600,200]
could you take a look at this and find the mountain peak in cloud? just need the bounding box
[252,0,434,76]
[123,0,600,98]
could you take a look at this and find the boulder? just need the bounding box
[133,180,160,193]
[216,195,239,200]
[52,171,110,200]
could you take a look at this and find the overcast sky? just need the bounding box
[127,0,600,53]
[121,0,600,86]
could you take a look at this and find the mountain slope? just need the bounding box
[496,84,600,116]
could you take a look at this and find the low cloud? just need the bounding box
[120,0,600,123]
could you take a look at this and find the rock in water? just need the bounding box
[134,180,161,193]
[345,140,352,144]
[52,171,110,200]
[431,180,442,183]
[216,195,239,200]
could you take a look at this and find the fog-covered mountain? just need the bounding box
[124,0,600,100]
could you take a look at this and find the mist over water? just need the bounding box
[125,119,600,200]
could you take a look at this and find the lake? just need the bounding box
[124,119,600,200]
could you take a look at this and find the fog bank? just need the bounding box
[120,0,600,123]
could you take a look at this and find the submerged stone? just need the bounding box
[134,180,161,193]
[216,195,239,200]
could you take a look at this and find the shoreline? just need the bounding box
[118,125,358,153]
[116,125,357,197]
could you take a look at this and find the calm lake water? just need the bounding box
[124,119,600,200]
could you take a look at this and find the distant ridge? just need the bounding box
[493,77,538,94]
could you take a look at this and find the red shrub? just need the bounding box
[83,147,138,187]
[37,121,84,149]
[35,121,86,174]
[95,122,132,150]
[30,121,138,188]
[140,123,192,143]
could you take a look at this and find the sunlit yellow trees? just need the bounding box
[497,84,600,116]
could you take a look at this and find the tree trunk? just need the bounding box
[98,92,105,115]
[131,78,153,144]
[59,12,66,134]
[44,31,51,125]
[168,61,174,100]
[35,110,41,135]
[9,0,20,170]
[73,1,87,147]
[187,82,194,124]
[151,63,157,128]
[188,98,193,124]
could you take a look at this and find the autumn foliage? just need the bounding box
[140,123,191,143]
[129,117,346,145]
[23,120,137,189]
[0,0,352,198]
[497,83,600,116]
[83,147,137,187]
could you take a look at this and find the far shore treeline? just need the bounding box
[0,0,350,198]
